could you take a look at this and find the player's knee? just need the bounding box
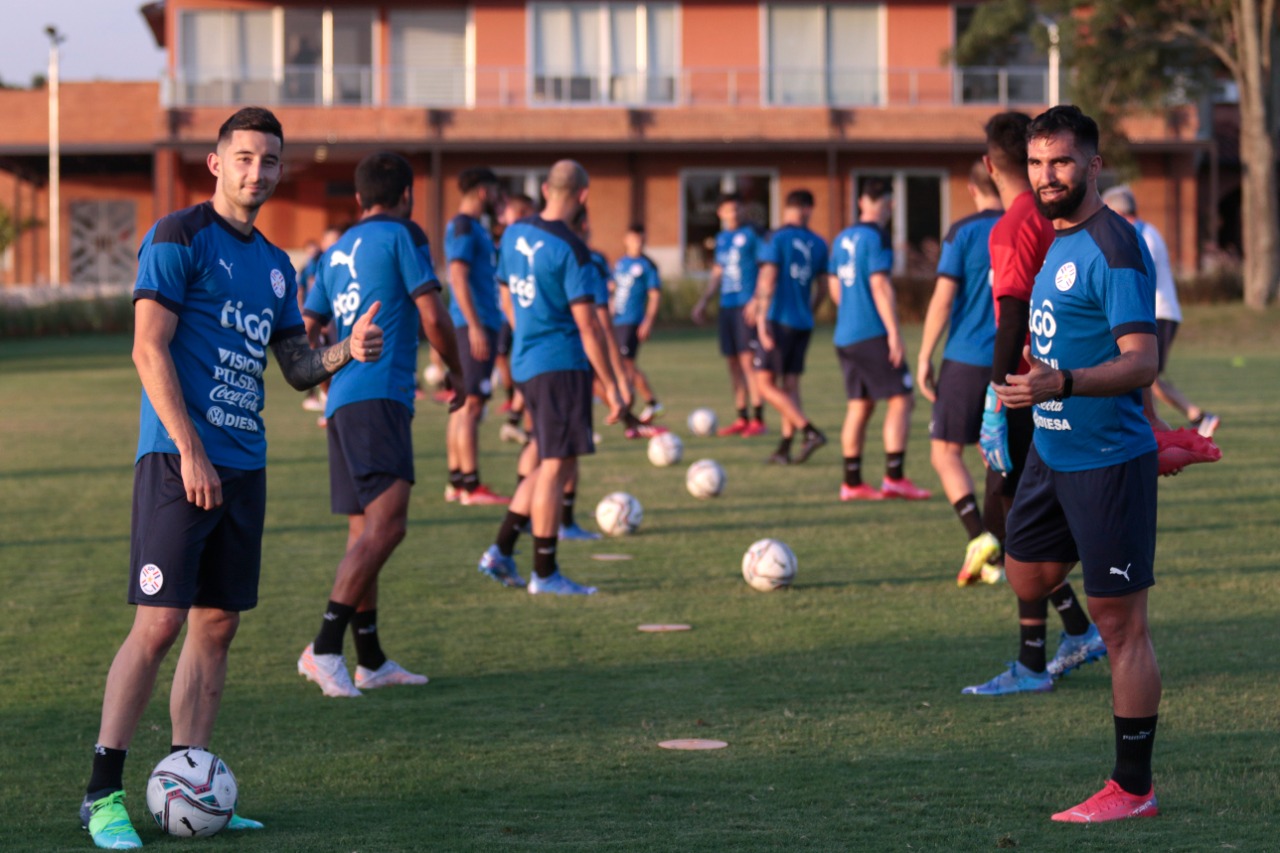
[1090,600,1149,649]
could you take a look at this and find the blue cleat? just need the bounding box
[961,661,1053,696]
[478,545,526,588]
[80,790,142,849]
[226,812,264,830]
[1047,624,1108,679]
[527,569,597,596]
[559,522,601,541]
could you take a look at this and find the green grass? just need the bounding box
[1,304,1278,851]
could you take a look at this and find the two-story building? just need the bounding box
[0,0,1210,287]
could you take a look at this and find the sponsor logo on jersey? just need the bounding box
[330,237,362,279]
[510,236,544,309]
[219,301,275,358]
[1030,298,1057,357]
[206,405,260,432]
[333,282,363,328]
[218,259,234,279]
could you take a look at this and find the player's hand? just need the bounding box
[886,333,904,368]
[181,447,223,510]
[468,325,490,362]
[351,301,383,362]
[757,321,775,352]
[604,384,625,425]
[979,384,1013,475]
[443,371,465,413]
[995,345,1061,409]
[917,358,937,403]
[691,300,707,325]
[637,320,653,342]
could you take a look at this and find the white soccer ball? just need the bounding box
[423,362,445,388]
[596,492,643,536]
[742,538,797,592]
[145,749,237,838]
[686,459,726,499]
[688,407,718,437]
[647,432,684,467]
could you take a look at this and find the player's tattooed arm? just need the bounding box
[271,333,353,390]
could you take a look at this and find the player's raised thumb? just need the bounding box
[359,301,382,324]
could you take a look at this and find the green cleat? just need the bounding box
[80,790,142,849]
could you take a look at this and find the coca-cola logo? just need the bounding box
[209,384,262,412]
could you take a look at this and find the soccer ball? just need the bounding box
[686,459,726,499]
[688,407,718,437]
[423,362,445,388]
[742,538,797,592]
[647,432,684,467]
[145,749,237,837]
[596,492,642,536]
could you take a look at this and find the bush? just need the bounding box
[0,293,134,338]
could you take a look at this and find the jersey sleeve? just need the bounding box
[303,261,333,321]
[936,228,965,280]
[402,229,442,299]
[812,238,829,281]
[1100,254,1157,340]
[273,256,305,341]
[644,259,662,292]
[495,232,511,287]
[757,231,778,265]
[444,224,474,266]
[869,229,893,276]
[993,216,1050,302]
[566,254,600,305]
[133,230,193,314]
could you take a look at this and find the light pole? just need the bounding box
[1038,15,1060,107]
[45,25,66,286]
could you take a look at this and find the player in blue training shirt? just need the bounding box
[81,108,384,850]
[443,167,511,506]
[915,160,1003,583]
[692,193,774,436]
[298,152,463,699]
[985,106,1163,824]
[478,160,624,595]
[611,223,664,423]
[829,178,930,502]
[750,189,829,465]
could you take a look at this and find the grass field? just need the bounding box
[1,305,1278,852]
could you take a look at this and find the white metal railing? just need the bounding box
[162,65,1048,109]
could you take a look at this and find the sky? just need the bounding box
[0,1,164,86]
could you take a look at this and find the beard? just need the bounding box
[1034,179,1088,221]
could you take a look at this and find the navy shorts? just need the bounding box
[751,322,811,377]
[327,399,415,515]
[836,336,914,400]
[1005,444,1158,598]
[1155,319,1178,374]
[930,360,989,444]
[458,324,499,399]
[718,305,754,356]
[129,453,265,611]
[521,370,595,461]
[614,323,641,359]
[496,321,513,357]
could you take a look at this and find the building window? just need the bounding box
[851,170,948,276]
[390,9,469,106]
[681,170,776,274]
[177,8,375,106]
[953,5,1047,105]
[766,4,881,106]
[531,2,678,105]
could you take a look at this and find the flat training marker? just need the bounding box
[637,624,692,633]
[658,739,728,750]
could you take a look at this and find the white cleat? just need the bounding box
[297,643,362,698]
[355,659,430,690]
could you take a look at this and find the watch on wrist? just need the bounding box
[1058,369,1074,400]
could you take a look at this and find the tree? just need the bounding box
[956,0,1278,308]
[0,203,40,259]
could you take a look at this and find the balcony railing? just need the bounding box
[163,65,1048,109]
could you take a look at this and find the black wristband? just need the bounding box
[1058,369,1074,400]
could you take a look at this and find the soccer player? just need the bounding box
[611,223,664,423]
[691,193,774,436]
[300,225,344,416]
[828,178,930,501]
[477,160,624,594]
[443,167,510,506]
[916,160,1003,582]
[992,105,1163,822]
[963,112,1103,694]
[81,107,384,849]
[496,193,536,446]
[1102,185,1219,437]
[297,151,463,699]
[751,189,828,464]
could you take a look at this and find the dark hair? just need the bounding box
[1027,104,1100,158]
[355,152,414,211]
[627,222,646,235]
[984,111,1031,174]
[968,158,997,196]
[718,192,741,206]
[458,167,499,195]
[217,107,284,148]
[785,189,815,208]
[858,177,892,201]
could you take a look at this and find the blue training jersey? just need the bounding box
[496,216,602,382]
[767,225,828,330]
[830,222,893,347]
[936,209,1000,367]
[1029,206,1157,472]
[133,201,303,470]
[444,213,503,332]
[716,225,775,308]
[304,214,441,417]
[589,250,612,307]
[612,254,661,326]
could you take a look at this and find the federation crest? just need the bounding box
[270,268,287,299]
[1054,262,1077,292]
[733,233,747,247]
[139,564,164,596]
